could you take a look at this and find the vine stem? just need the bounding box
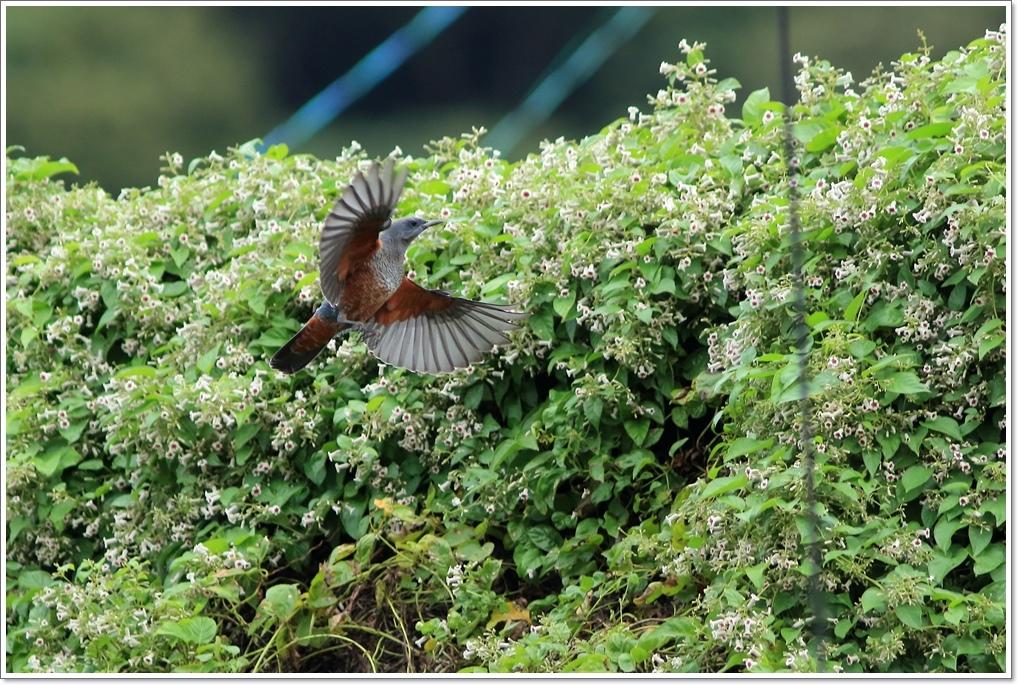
[777,6,827,671]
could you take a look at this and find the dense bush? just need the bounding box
[5,26,1006,673]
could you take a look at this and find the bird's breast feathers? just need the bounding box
[339,257,404,322]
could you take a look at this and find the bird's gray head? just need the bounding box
[384,217,443,247]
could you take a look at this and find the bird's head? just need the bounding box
[385,217,443,247]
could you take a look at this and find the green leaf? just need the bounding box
[624,418,650,446]
[972,543,1004,575]
[9,375,43,401]
[746,562,768,589]
[618,449,654,478]
[583,397,603,426]
[934,517,966,551]
[894,604,924,630]
[197,344,221,375]
[849,339,876,360]
[59,421,87,444]
[553,291,576,319]
[48,500,76,531]
[480,273,514,297]
[260,584,300,620]
[561,654,609,672]
[944,604,969,626]
[861,587,887,613]
[457,540,495,563]
[158,617,217,645]
[8,518,30,545]
[650,277,675,295]
[863,450,881,477]
[17,157,80,181]
[513,543,544,581]
[987,374,1006,407]
[978,334,1004,360]
[834,618,854,639]
[875,433,899,460]
[861,300,904,330]
[947,283,968,311]
[265,143,289,160]
[187,617,218,645]
[20,326,38,347]
[884,372,929,396]
[157,621,190,643]
[461,383,484,410]
[18,569,55,591]
[418,179,451,196]
[303,454,326,486]
[927,546,966,584]
[339,496,367,539]
[527,525,562,552]
[772,591,796,615]
[94,307,119,333]
[843,289,867,323]
[742,88,770,126]
[906,122,954,140]
[735,497,781,523]
[968,526,992,557]
[794,515,822,544]
[793,119,827,144]
[491,439,525,470]
[973,316,1004,339]
[715,77,741,94]
[170,246,190,268]
[249,291,267,316]
[921,416,964,441]
[630,645,650,665]
[10,255,41,267]
[804,310,829,328]
[697,474,748,501]
[726,437,773,459]
[806,125,842,152]
[942,76,979,95]
[114,365,157,379]
[979,496,1005,526]
[32,446,82,478]
[901,465,932,493]
[234,422,260,449]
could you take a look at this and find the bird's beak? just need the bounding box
[412,219,444,238]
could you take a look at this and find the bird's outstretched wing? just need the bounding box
[319,158,408,306]
[357,278,527,374]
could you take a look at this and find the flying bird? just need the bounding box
[270,158,525,375]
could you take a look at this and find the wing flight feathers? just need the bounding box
[358,279,526,374]
[319,159,406,305]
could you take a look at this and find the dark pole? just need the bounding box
[777,6,828,671]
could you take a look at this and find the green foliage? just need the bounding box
[663,32,1007,673]
[5,26,1007,673]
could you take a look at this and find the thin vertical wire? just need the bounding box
[777,6,827,670]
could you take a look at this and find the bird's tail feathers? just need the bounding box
[270,319,349,375]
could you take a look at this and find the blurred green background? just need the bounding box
[5,5,1006,193]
